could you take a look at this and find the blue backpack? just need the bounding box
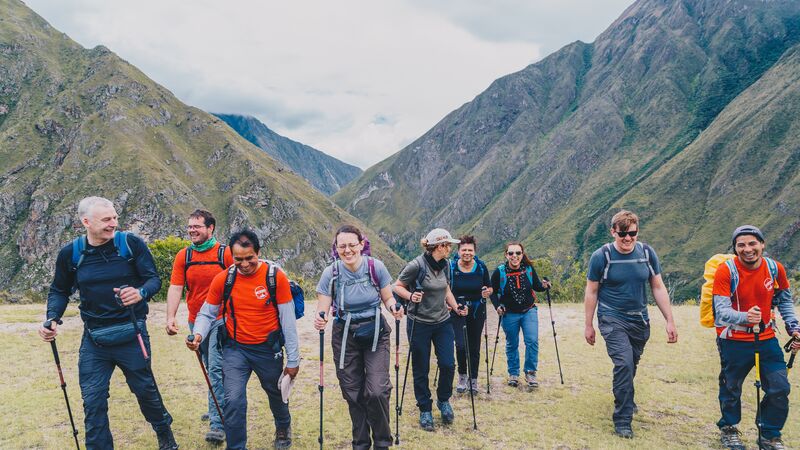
[70,231,134,270]
[497,263,535,298]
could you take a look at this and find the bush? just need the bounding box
[531,252,587,303]
[148,236,190,301]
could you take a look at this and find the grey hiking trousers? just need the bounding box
[598,314,650,427]
[331,317,393,450]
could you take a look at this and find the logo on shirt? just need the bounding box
[254,285,268,300]
[764,277,774,291]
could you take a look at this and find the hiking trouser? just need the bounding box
[501,307,539,376]
[331,317,393,450]
[598,314,649,427]
[407,316,455,412]
[189,319,225,431]
[717,336,789,439]
[451,303,486,378]
[78,322,173,450]
[222,340,290,450]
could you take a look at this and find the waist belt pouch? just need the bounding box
[87,320,144,347]
[265,329,285,353]
[351,318,384,347]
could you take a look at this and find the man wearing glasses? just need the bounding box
[583,210,678,439]
[166,209,233,444]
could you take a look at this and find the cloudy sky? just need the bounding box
[25,0,634,168]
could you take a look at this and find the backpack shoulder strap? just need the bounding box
[525,265,533,286]
[764,257,779,287]
[724,259,739,295]
[367,256,380,292]
[71,236,87,270]
[601,243,613,283]
[222,265,237,303]
[267,262,278,304]
[217,244,227,269]
[114,231,133,260]
[498,264,508,296]
[415,257,427,290]
[640,242,656,277]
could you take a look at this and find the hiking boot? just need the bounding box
[205,428,225,445]
[456,373,468,393]
[614,424,633,439]
[525,371,538,388]
[508,375,519,387]
[719,426,744,450]
[470,378,479,393]
[437,400,455,424]
[419,411,435,431]
[758,436,787,450]
[201,412,209,421]
[274,426,292,449]
[156,427,179,450]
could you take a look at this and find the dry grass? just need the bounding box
[1,302,799,449]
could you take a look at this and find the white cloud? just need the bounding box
[24,0,633,168]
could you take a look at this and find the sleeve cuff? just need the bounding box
[285,359,300,368]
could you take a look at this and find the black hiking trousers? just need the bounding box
[331,317,393,450]
[598,314,650,427]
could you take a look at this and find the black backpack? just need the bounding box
[183,244,227,291]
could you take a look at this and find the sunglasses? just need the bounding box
[615,230,638,238]
[506,251,523,256]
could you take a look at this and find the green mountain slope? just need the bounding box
[0,0,402,293]
[214,114,362,196]
[335,0,800,297]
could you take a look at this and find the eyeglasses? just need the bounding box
[336,243,361,251]
[615,230,638,238]
[506,251,523,256]
[187,225,207,230]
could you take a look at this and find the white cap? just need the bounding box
[423,228,460,246]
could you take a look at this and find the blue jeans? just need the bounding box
[223,340,290,450]
[78,322,172,450]
[407,317,455,412]
[189,320,225,431]
[717,337,790,439]
[501,308,538,376]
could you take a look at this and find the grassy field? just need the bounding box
[2,302,799,449]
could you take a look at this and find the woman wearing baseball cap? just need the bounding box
[393,228,467,431]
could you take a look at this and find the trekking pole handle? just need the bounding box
[318,311,326,334]
[43,318,63,329]
[186,334,195,343]
[784,335,799,353]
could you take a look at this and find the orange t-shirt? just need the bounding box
[206,261,293,345]
[170,243,234,323]
[712,256,790,341]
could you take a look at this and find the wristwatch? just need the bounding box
[139,288,147,300]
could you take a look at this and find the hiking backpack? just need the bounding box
[71,231,134,270]
[449,254,486,290]
[599,242,656,284]
[183,244,227,291]
[699,254,779,328]
[220,260,305,343]
[497,263,536,298]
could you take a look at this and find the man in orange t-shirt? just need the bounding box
[712,225,800,450]
[188,229,299,450]
[165,209,232,443]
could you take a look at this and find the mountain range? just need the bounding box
[0,0,402,294]
[335,0,800,297]
[215,113,361,196]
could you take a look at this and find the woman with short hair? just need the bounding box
[393,228,467,431]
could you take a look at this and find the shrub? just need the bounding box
[148,236,190,301]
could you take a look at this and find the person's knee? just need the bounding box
[764,371,790,398]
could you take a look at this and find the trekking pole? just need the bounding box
[461,308,477,430]
[393,304,402,445]
[116,286,148,360]
[783,336,798,377]
[490,314,502,376]
[754,322,763,447]
[399,301,418,422]
[186,335,224,426]
[543,278,564,384]
[318,312,325,450]
[482,295,490,394]
[43,320,81,450]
